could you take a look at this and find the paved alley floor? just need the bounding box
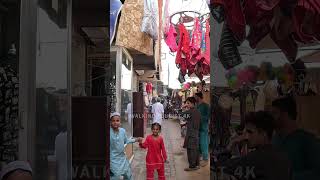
[131,118,210,180]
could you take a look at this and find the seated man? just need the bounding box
[272,96,320,180]
[220,111,292,180]
[0,161,32,180]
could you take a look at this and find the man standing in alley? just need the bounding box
[272,96,320,180]
[152,97,164,125]
[183,97,201,171]
[195,92,210,167]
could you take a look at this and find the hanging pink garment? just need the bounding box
[190,18,202,57]
[188,18,202,66]
[165,24,178,52]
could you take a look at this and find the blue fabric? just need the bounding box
[199,130,209,160]
[110,128,135,179]
[110,0,122,44]
[197,103,210,160]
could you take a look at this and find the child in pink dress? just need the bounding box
[138,123,168,180]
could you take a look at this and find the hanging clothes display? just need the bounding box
[211,0,320,65]
[171,14,210,80]
[116,0,153,56]
[165,24,178,52]
[141,0,159,40]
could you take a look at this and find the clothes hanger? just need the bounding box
[170,11,201,27]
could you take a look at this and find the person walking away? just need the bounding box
[183,97,201,171]
[152,97,164,125]
[138,123,168,180]
[221,111,292,180]
[272,96,320,180]
[110,112,140,180]
[195,92,210,167]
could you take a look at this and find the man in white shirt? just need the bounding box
[152,97,164,125]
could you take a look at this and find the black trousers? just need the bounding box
[187,148,200,168]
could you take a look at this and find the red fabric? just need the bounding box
[270,26,298,62]
[224,0,246,42]
[244,0,274,48]
[139,135,167,171]
[190,18,202,59]
[147,164,165,180]
[211,0,224,6]
[241,0,319,61]
[292,0,320,43]
[146,83,153,94]
[176,23,191,76]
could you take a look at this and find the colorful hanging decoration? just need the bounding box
[226,62,297,90]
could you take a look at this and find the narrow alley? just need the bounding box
[131,118,210,180]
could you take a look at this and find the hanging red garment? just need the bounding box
[292,0,320,43]
[176,23,191,76]
[146,82,153,94]
[212,0,246,42]
[244,0,274,48]
[165,24,178,52]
